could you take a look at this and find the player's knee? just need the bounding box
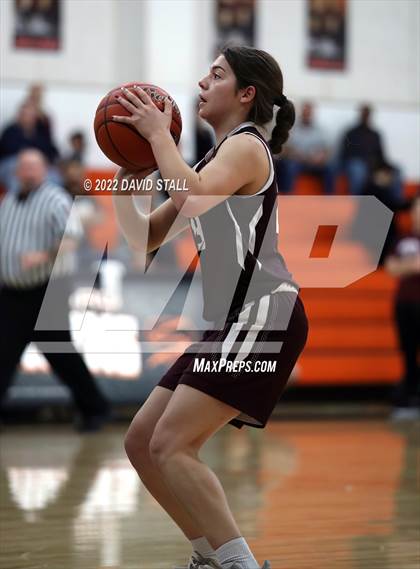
[149,428,180,467]
[124,423,152,466]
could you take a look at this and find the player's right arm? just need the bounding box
[112,168,190,253]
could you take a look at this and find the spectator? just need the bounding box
[384,194,420,420]
[275,102,336,194]
[25,83,52,135]
[339,104,403,203]
[61,159,102,225]
[64,131,86,164]
[0,149,111,431]
[0,101,61,193]
[0,101,57,162]
[61,159,85,197]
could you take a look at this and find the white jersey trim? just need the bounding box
[221,302,254,359]
[248,203,263,254]
[235,132,275,198]
[225,201,245,269]
[234,293,271,362]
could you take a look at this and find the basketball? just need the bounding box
[94,82,182,170]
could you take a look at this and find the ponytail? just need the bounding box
[221,46,295,154]
[270,96,295,154]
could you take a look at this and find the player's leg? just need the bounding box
[149,384,264,568]
[124,385,207,540]
[149,384,244,549]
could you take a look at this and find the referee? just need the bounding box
[0,148,110,431]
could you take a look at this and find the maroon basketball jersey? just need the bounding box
[190,121,299,323]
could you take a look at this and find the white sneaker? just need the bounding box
[187,552,272,569]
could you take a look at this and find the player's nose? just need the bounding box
[198,76,209,90]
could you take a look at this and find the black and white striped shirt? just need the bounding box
[0,182,82,288]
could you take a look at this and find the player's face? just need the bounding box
[198,55,241,124]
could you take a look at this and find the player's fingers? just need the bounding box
[134,86,153,105]
[163,97,173,115]
[116,95,139,115]
[121,87,144,108]
[112,114,135,124]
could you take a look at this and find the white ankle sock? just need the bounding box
[190,536,217,560]
[216,537,259,568]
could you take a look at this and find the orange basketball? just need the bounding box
[94,82,182,170]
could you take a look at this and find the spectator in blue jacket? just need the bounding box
[0,101,60,193]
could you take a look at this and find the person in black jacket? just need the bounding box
[0,101,58,163]
[0,101,60,194]
[339,104,403,204]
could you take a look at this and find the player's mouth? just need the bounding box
[199,94,207,104]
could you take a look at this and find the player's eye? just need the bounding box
[213,73,221,79]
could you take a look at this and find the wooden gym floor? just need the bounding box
[0,418,419,569]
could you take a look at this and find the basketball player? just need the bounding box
[112,46,309,569]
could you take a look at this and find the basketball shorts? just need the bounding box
[158,287,309,429]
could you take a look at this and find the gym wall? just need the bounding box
[0,0,419,177]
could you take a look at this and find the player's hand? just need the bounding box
[112,86,172,141]
[21,251,50,270]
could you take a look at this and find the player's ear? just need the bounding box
[240,85,256,104]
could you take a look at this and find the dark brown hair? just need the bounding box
[222,45,295,154]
